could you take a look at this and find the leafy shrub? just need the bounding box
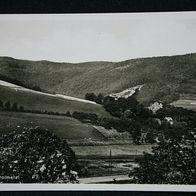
[130,138,196,184]
[0,127,78,183]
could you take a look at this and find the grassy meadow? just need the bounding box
[0,84,110,117]
[72,144,153,158]
[75,144,153,177]
[171,99,196,111]
[0,111,106,140]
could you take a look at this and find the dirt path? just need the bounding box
[79,174,130,184]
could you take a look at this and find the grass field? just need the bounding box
[0,111,106,140]
[78,158,138,177]
[0,82,110,117]
[171,99,196,111]
[75,144,153,177]
[72,144,153,158]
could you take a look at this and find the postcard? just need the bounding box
[0,12,196,191]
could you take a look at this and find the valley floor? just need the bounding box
[0,110,153,182]
[71,144,153,158]
[71,144,153,179]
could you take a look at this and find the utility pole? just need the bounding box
[134,149,138,160]
[109,149,112,174]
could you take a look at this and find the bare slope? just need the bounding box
[0,53,196,104]
[0,80,109,117]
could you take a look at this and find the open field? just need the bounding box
[72,144,153,158]
[0,80,110,117]
[75,144,153,178]
[0,111,106,140]
[171,99,196,111]
[78,158,138,177]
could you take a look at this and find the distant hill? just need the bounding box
[0,53,196,104]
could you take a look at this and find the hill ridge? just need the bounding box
[0,52,196,104]
[1,52,196,64]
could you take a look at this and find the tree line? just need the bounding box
[0,100,24,112]
[85,92,196,184]
[84,92,196,144]
[0,99,99,123]
[0,74,43,92]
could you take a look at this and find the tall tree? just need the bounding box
[19,106,24,112]
[0,100,3,108]
[12,102,18,111]
[85,93,96,102]
[4,101,11,110]
[96,93,104,104]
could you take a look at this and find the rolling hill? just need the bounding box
[0,53,196,105]
[0,111,106,140]
[0,80,109,117]
[0,80,111,142]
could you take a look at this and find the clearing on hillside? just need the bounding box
[171,99,196,111]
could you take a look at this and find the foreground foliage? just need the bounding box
[0,127,78,183]
[130,138,196,184]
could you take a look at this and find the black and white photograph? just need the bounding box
[0,12,196,187]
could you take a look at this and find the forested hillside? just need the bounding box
[0,53,196,104]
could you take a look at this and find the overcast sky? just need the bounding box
[0,12,196,63]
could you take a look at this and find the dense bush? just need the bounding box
[19,106,24,112]
[130,138,196,184]
[0,101,25,113]
[85,93,97,102]
[103,96,140,118]
[32,85,42,92]
[85,93,104,104]
[0,100,3,108]
[72,111,98,122]
[0,127,78,183]
[12,102,18,111]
